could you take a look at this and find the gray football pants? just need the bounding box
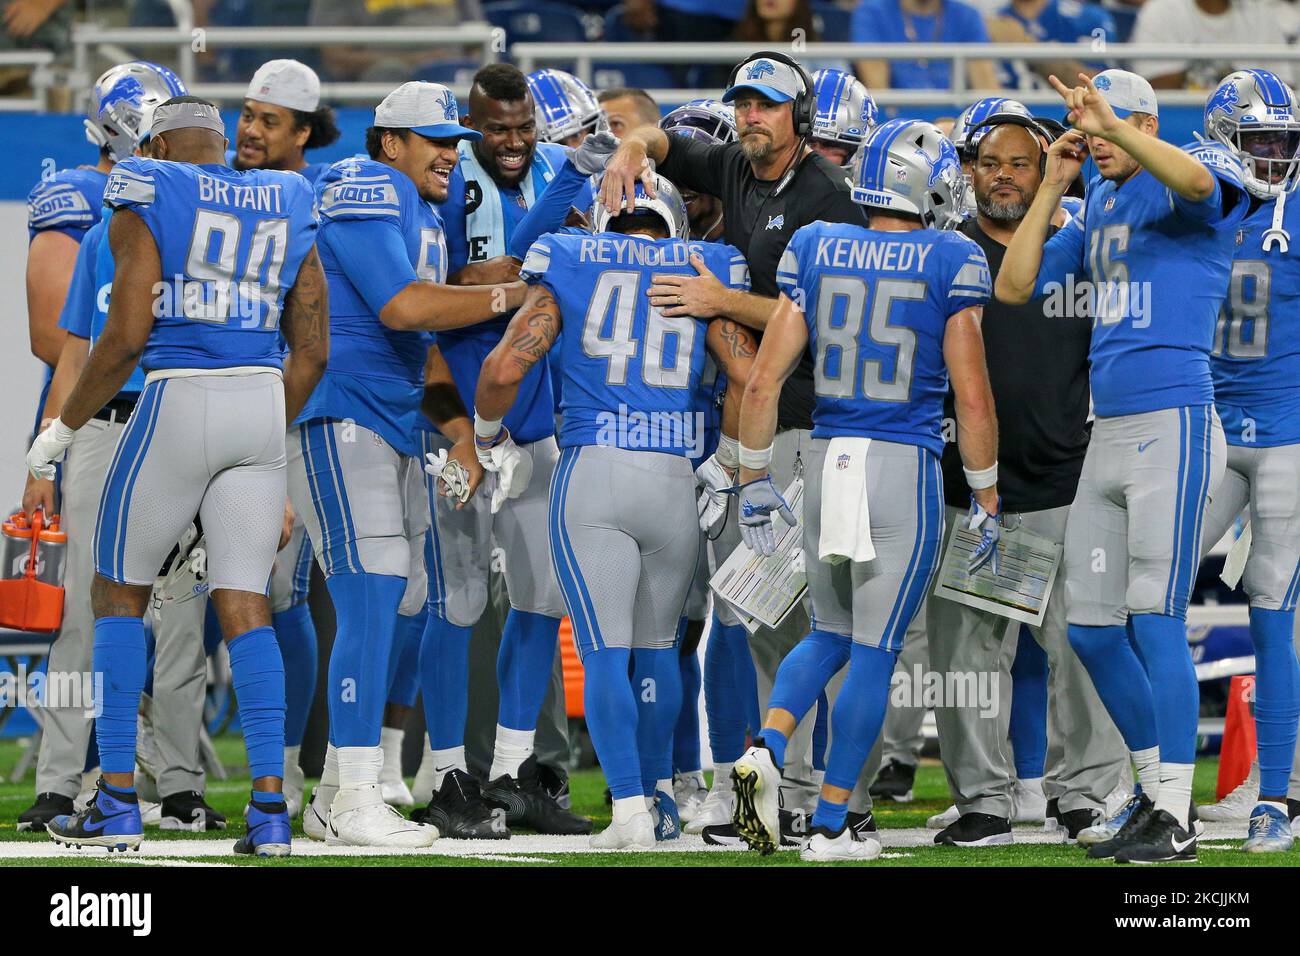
[929,505,1127,817]
[36,416,207,800]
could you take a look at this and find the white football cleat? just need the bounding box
[684,782,733,834]
[283,761,305,820]
[381,778,415,808]
[673,771,708,824]
[801,825,882,862]
[591,813,656,850]
[731,745,782,853]
[303,785,335,842]
[927,804,960,829]
[140,800,162,828]
[1198,761,1259,822]
[1011,778,1047,823]
[327,784,438,847]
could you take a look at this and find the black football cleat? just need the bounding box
[419,768,510,839]
[869,760,916,803]
[701,808,808,848]
[934,811,1013,847]
[160,791,227,831]
[1057,807,1102,844]
[847,809,878,837]
[482,755,592,835]
[1086,792,1155,859]
[17,792,75,833]
[1114,809,1197,864]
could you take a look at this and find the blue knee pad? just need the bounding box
[633,646,682,795]
[272,601,317,748]
[1068,623,1159,752]
[674,621,703,774]
[323,572,405,748]
[1250,607,1300,796]
[1009,625,1048,779]
[584,647,642,800]
[1129,613,1198,764]
[420,614,471,750]
[387,608,426,709]
[93,617,148,775]
[497,610,561,731]
[228,626,286,781]
[823,641,897,792]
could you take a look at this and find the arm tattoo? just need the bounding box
[718,320,756,359]
[507,292,560,374]
[283,247,328,350]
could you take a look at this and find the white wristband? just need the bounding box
[964,461,998,490]
[473,412,503,442]
[738,442,773,470]
[715,434,740,470]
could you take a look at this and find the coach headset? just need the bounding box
[726,51,817,200]
[964,111,1087,199]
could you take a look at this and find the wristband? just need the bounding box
[715,434,740,470]
[964,461,998,490]
[738,442,773,470]
[473,412,504,448]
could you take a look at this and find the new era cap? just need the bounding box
[246,59,321,113]
[1091,69,1159,119]
[723,55,805,105]
[375,82,481,141]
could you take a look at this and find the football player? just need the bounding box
[474,174,755,847]
[232,59,340,183]
[808,68,878,169]
[729,118,997,861]
[999,70,1247,863]
[1198,69,1300,852]
[31,96,327,856]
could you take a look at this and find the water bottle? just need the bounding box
[36,514,65,587]
[1,514,33,580]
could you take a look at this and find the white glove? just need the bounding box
[424,449,473,504]
[568,129,621,176]
[694,453,736,533]
[475,427,532,515]
[27,418,75,481]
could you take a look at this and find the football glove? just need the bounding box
[424,448,473,504]
[26,417,75,481]
[727,476,797,557]
[966,495,1002,577]
[694,452,736,533]
[475,427,532,515]
[569,129,621,176]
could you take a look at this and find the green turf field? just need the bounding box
[0,736,1282,866]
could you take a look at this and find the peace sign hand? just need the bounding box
[1048,72,1121,139]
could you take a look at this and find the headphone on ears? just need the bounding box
[727,50,816,139]
[965,113,1056,177]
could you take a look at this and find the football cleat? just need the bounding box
[869,760,916,803]
[653,791,681,841]
[673,771,709,822]
[235,793,292,857]
[17,792,74,833]
[1054,807,1102,845]
[536,763,573,810]
[847,809,877,837]
[934,811,1013,847]
[482,755,592,835]
[47,781,144,851]
[731,743,783,854]
[926,804,960,830]
[327,784,439,847]
[684,782,732,833]
[1243,803,1294,853]
[801,823,883,862]
[1085,792,1155,858]
[1197,762,1258,822]
[303,785,334,841]
[140,800,162,827]
[1114,808,1197,864]
[591,812,656,850]
[1289,798,1300,828]
[160,791,226,831]
[701,808,806,848]
[416,768,509,840]
[381,778,415,808]
[1011,778,1047,823]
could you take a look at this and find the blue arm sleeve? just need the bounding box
[508,161,593,261]
[1032,215,1086,299]
[57,228,100,337]
[322,218,420,316]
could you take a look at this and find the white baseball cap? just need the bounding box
[723,55,806,105]
[1091,69,1159,119]
[246,59,321,113]
[374,81,482,141]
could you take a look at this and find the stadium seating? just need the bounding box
[812,2,853,41]
[483,0,591,44]
[595,6,677,89]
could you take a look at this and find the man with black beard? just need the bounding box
[927,120,1130,848]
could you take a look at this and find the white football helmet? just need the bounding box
[85,61,188,162]
[851,119,966,230]
[590,172,691,240]
[1205,69,1300,199]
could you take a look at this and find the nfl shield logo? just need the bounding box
[1236,228,1245,246]
[836,454,850,471]
[1104,196,1115,212]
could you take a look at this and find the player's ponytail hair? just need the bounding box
[294,104,341,151]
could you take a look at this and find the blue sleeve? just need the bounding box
[712,243,751,292]
[441,172,469,275]
[1171,143,1247,226]
[1033,213,1086,298]
[942,234,991,314]
[27,172,101,242]
[508,160,593,260]
[520,234,560,295]
[321,217,418,315]
[775,228,810,304]
[57,227,100,337]
[950,0,992,42]
[103,158,161,243]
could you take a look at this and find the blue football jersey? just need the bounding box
[56,211,145,397]
[298,157,445,456]
[27,167,109,242]
[1035,142,1247,418]
[776,222,991,456]
[104,158,317,372]
[1211,194,1300,446]
[520,232,749,456]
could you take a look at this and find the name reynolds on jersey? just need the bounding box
[811,236,934,273]
[197,173,286,213]
[577,237,713,266]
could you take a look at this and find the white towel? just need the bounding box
[457,140,555,261]
[819,437,876,565]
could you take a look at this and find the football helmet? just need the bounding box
[527,69,605,144]
[810,68,878,155]
[590,172,690,240]
[661,98,737,145]
[1205,69,1300,199]
[85,61,188,162]
[952,96,1032,161]
[851,118,966,230]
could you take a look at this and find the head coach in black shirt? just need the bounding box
[924,115,1128,850]
[598,51,865,820]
